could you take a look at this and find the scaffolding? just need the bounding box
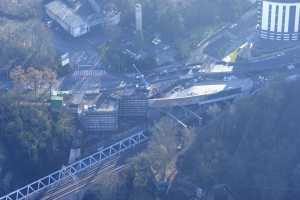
[119,98,148,117]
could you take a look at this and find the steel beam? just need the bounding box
[0,131,148,200]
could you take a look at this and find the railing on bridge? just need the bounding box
[0,131,148,200]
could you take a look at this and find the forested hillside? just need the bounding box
[179,78,300,200]
[0,94,75,195]
[0,0,57,70]
[0,0,254,198]
[117,0,251,41]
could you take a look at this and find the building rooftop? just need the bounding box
[110,88,138,99]
[46,0,120,36]
[97,99,118,112]
[46,0,86,28]
[51,95,64,101]
[85,98,119,112]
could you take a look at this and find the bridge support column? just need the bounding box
[69,147,81,164]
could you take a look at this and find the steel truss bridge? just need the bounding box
[0,131,148,200]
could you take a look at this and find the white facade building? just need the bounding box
[258,0,300,40]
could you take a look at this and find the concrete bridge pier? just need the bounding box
[69,134,82,164]
[68,148,81,164]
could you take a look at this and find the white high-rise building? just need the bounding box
[257,0,300,40]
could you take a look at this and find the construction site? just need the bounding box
[2,0,300,199]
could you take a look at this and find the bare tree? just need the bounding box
[9,66,58,98]
[131,117,195,191]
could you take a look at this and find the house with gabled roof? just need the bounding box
[45,0,120,37]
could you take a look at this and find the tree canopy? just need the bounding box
[0,94,75,195]
[0,0,57,71]
[115,0,251,42]
[180,78,300,200]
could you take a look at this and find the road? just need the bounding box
[187,7,257,64]
[235,46,300,70]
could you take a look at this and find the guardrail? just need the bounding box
[0,131,148,200]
